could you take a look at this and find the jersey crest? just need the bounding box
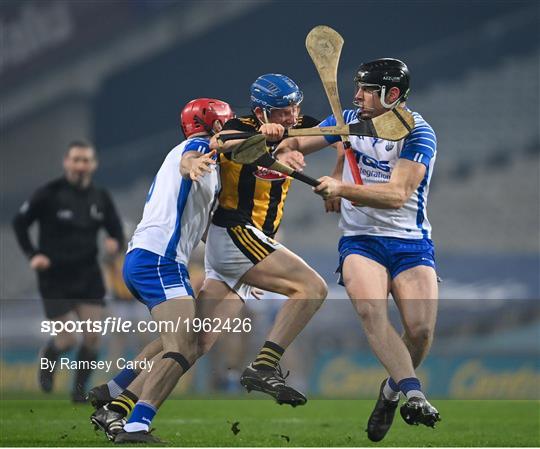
[253,166,288,181]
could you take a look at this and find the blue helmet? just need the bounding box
[250,74,303,112]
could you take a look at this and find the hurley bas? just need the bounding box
[40,357,154,373]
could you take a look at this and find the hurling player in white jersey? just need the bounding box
[90,98,235,444]
[275,59,440,440]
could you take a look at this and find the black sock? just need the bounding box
[73,345,98,395]
[252,341,284,371]
[108,389,139,417]
[42,339,62,365]
[39,340,63,392]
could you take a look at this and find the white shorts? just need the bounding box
[204,223,283,300]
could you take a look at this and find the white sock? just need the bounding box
[124,422,149,433]
[405,390,425,400]
[382,379,400,402]
[106,380,123,398]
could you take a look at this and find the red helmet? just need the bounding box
[180,98,235,138]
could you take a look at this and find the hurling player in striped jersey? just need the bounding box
[89,98,234,444]
[275,58,441,441]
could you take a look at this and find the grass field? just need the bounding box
[1,397,539,447]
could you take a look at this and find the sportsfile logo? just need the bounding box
[40,316,252,335]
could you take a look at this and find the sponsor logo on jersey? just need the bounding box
[57,209,73,220]
[253,167,288,181]
[90,204,104,221]
[354,150,391,173]
[385,142,395,152]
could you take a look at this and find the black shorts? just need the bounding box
[38,263,106,319]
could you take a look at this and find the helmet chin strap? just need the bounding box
[379,86,402,109]
[262,108,270,124]
[193,115,216,136]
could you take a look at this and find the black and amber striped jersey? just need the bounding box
[212,114,319,236]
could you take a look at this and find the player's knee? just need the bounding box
[134,338,162,363]
[55,333,77,351]
[81,332,101,350]
[142,338,163,356]
[309,276,328,300]
[406,323,433,347]
[354,301,386,329]
[296,272,327,300]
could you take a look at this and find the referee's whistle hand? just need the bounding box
[30,254,51,271]
[104,237,120,255]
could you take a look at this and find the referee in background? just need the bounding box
[12,140,125,402]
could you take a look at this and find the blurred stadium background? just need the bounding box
[1,0,539,401]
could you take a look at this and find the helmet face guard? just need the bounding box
[181,98,235,138]
[353,58,410,110]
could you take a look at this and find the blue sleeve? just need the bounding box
[182,139,211,155]
[399,121,437,168]
[319,109,358,144]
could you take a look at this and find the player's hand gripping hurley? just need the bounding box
[231,135,320,187]
[214,108,414,144]
[219,26,415,190]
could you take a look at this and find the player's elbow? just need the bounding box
[386,188,410,209]
[12,213,24,233]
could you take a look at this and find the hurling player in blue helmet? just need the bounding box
[250,73,305,124]
[274,59,441,439]
[201,73,328,407]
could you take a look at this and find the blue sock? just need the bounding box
[125,402,157,432]
[112,368,137,389]
[383,377,400,401]
[397,377,425,400]
[388,377,399,392]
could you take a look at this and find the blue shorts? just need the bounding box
[337,235,436,285]
[123,248,194,311]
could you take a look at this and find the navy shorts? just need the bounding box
[123,248,194,311]
[38,263,106,319]
[337,235,436,285]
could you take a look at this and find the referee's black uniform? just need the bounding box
[12,176,125,318]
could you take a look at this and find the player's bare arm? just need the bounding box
[180,150,217,181]
[273,135,323,171]
[210,123,286,153]
[314,158,426,209]
[325,143,345,213]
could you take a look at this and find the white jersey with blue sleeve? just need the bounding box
[128,137,218,265]
[320,108,437,239]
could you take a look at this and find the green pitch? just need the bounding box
[1,397,539,447]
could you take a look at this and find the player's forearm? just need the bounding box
[275,135,327,156]
[338,182,408,209]
[330,143,345,178]
[180,153,200,178]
